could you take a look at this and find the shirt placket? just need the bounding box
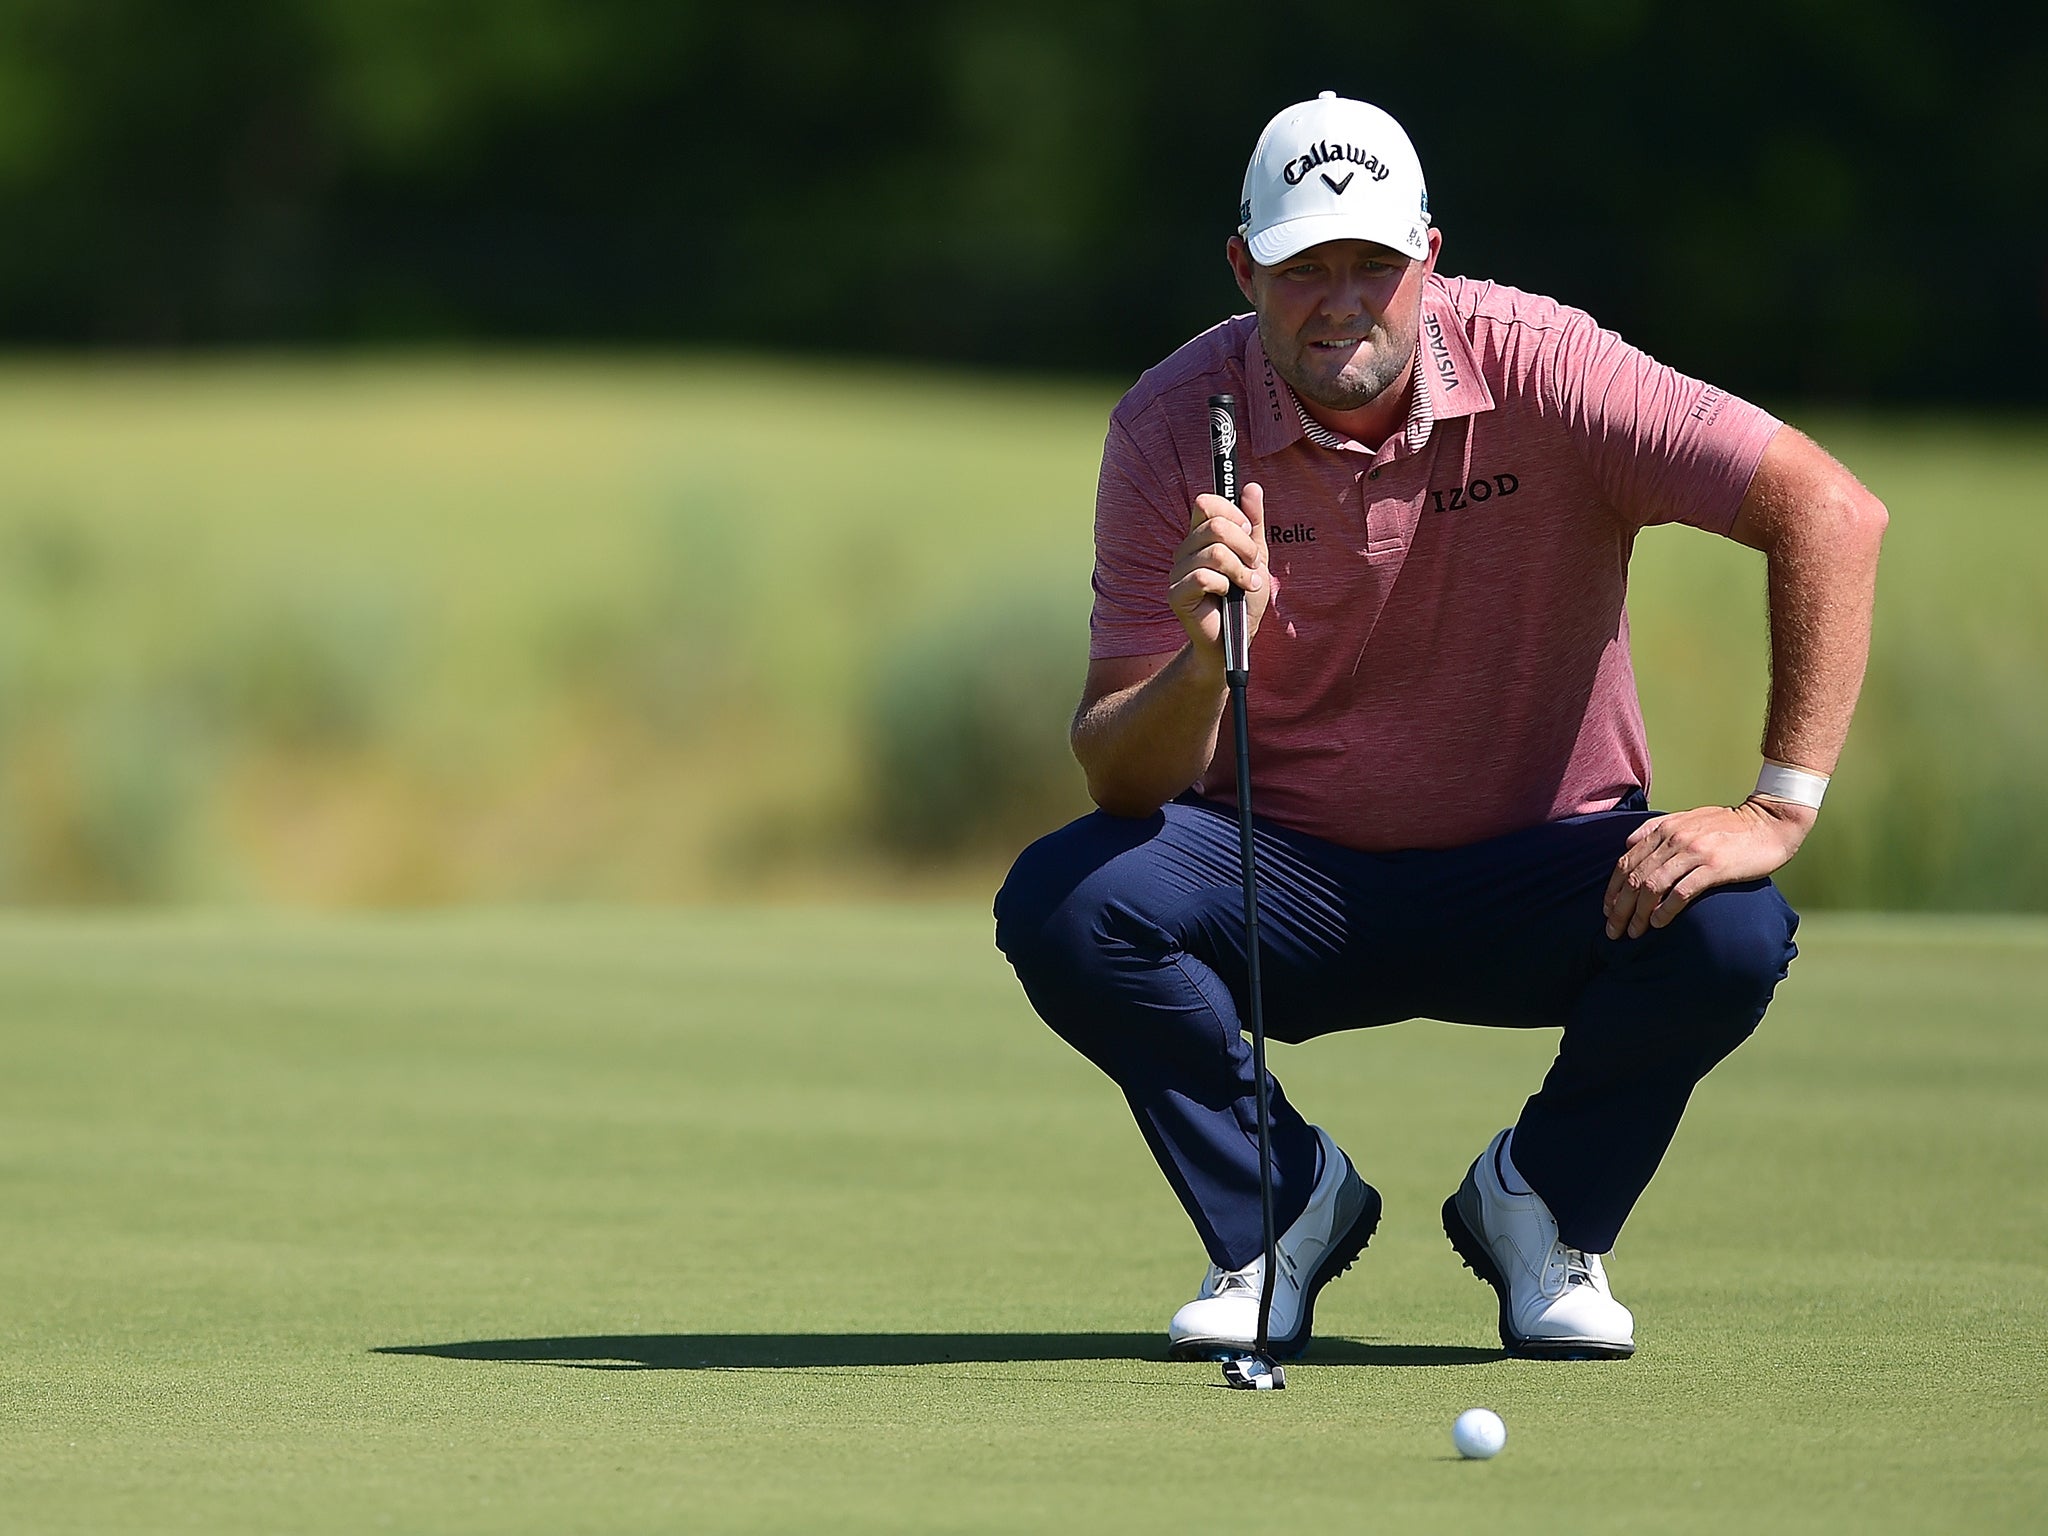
[1356,362,1436,556]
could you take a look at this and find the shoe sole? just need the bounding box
[1440,1179,1635,1361]
[1168,1178,1384,1363]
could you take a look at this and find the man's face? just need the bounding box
[1227,231,1442,414]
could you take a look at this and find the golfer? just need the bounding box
[994,93,1886,1360]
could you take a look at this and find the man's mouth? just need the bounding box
[1309,336,1369,352]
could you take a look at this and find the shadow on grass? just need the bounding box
[373,1334,1504,1370]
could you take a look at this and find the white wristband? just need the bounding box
[1753,762,1829,809]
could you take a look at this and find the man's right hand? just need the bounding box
[1169,480,1272,666]
[1070,481,1273,816]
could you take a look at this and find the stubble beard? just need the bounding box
[1262,310,1418,415]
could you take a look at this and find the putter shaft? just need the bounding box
[1208,394,1278,1372]
[1224,625,1276,1359]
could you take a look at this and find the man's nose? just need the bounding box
[1321,281,1375,324]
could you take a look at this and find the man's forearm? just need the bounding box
[1728,428,1889,780]
[1758,485,1887,777]
[1072,646,1231,817]
[1606,433,1885,939]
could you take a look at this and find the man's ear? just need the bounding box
[1225,235,1258,306]
[1422,225,1443,278]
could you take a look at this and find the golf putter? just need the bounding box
[1208,394,1285,1392]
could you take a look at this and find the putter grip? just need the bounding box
[1207,395,1249,681]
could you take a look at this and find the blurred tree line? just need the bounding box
[0,0,2041,399]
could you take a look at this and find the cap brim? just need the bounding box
[1247,214,1427,267]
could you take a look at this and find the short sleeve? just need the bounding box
[1548,312,1781,534]
[1089,414,1193,659]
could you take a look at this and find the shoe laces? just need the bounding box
[1212,1265,1260,1297]
[1562,1248,1596,1288]
[1208,1244,1297,1301]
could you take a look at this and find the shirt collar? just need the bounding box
[1239,290,1494,458]
[1241,324,1307,459]
[1415,289,1495,430]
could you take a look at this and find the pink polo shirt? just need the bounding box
[1091,274,1781,852]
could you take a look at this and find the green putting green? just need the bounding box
[1,906,2041,1531]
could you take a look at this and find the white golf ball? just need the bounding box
[1452,1407,1506,1459]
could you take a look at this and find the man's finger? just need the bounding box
[1650,871,1711,928]
[1171,569,1228,608]
[1242,482,1268,553]
[1192,491,1252,534]
[1614,819,1671,882]
[1603,858,1634,919]
[1180,537,1262,590]
[1606,860,1655,938]
[1200,516,1265,572]
[1623,815,1666,850]
[1608,829,1695,938]
[1607,884,1656,941]
[1624,834,1694,894]
[1625,848,1708,936]
[1605,818,1668,916]
[1180,514,1262,569]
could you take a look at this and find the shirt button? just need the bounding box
[1368,469,1379,479]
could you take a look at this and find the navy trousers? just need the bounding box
[993,795,1798,1269]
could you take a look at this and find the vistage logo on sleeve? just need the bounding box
[1422,311,1461,394]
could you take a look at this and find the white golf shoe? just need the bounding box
[1442,1129,1635,1359]
[1167,1126,1382,1361]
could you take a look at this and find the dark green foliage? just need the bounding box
[0,0,2040,400]
[862,591,1091,857]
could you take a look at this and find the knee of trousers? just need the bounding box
[993,821,1083,976]
[992,811,1165,975]
[992,812,1199,1064]
[1634,879,1800,1049]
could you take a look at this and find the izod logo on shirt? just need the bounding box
[1428,474,1521,513]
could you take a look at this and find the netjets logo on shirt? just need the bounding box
[1282,142,1393,195]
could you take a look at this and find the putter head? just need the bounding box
[1218,1351,1286,1390]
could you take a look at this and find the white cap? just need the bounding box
[1237,92,1430,266]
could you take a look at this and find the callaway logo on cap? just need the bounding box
[1238,92,1430,266]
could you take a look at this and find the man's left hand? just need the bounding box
[1603,799,1816,939]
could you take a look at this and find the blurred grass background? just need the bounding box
[2,1,2043,913]
[0,355,2039,910]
